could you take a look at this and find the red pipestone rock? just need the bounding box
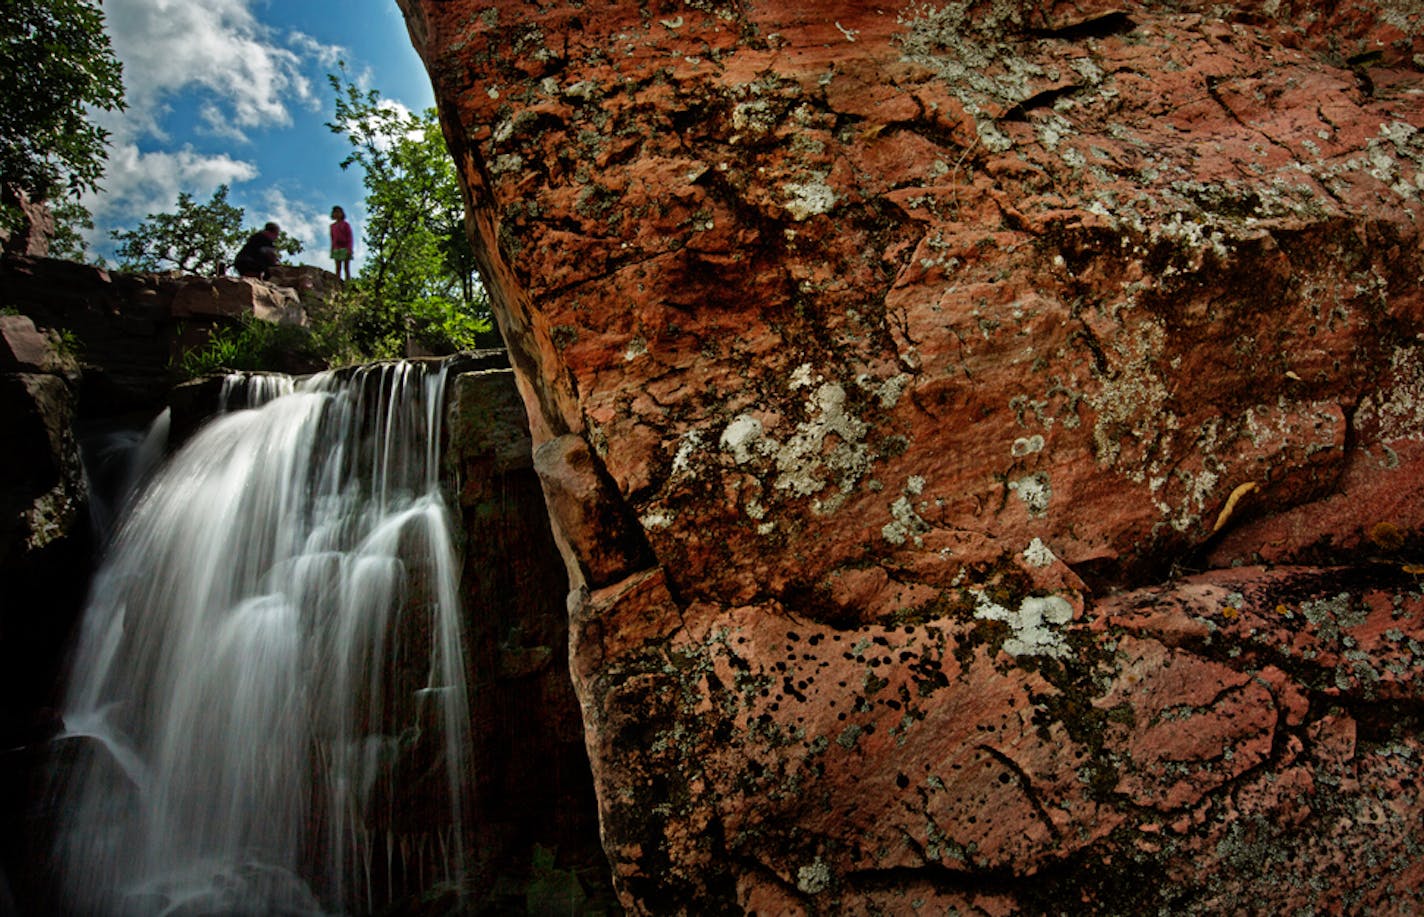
[400,0,1424,910]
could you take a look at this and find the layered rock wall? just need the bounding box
[401,0,1424,911]
[0,255,317,416]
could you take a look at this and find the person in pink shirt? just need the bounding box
[329,205,354,281]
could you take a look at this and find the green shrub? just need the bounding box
[176,316,319,378]
[305,284,491,365]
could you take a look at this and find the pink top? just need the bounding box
[330,219,353,249]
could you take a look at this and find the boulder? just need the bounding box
[170,276,306,326]
[401,0,1424,911]
[0,185,54,258]
[0,316,75,374]
[0,344,91,749]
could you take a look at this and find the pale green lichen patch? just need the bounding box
[672,429,706,475]
[25,488,79,550]
[972,591,1075,658]
[1148,465,1222,535]
[863,371,913,409]
[894,2,1057,153]
[720,414,769,465]
[1299,592,1368,645]
[783,175,838,220]
[769,381,872,497]
[1355,345,1424,441]
[1009,471,1052,517]
[1358,120,1424,200]
[1012,434,1045,457]
[623,336,648,361]
[1023,537,1058,568]
[883,476,932,546]
[1083,313,1174,471]
[671,366,892,529]
[731,97,780,139]
[796,856,832,894]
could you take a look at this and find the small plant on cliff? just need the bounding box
[177,316,318,377]
[0,0,125,235]
[51,327,82,360]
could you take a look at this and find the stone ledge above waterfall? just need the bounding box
[0,254,329,415]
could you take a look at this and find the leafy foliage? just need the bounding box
[112,186,245,274]
[177,315,318,377]
[111,185,302,275]
[47,196,95,262]
[303,287,395,365]
[0,0,125,230]
[326,69,491,357]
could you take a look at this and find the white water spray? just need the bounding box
[53,361,473,915]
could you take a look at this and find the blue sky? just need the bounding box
[80,0,437,272]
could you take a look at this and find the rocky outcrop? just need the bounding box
[0,316,94,915]
[0,317,89,745]
[0,186,56,258]
[402,0,1424,911]
[0,255,315,416]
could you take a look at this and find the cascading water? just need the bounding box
[52,361,474,915]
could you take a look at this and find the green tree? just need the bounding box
[0,0,125,231]
[111,185,302,274]
[326,70,489,357]
[111,186,245,273]
[48,197,95,261]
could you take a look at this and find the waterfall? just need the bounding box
[77,408,170,548]
[52,361,473,915]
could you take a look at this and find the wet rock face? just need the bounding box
[0,319,90,748]
[401,0,1424,910]
[444,364,608,906]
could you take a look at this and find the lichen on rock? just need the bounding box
[402,0,1424,909]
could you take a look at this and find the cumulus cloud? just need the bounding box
[289,32,348,73]
[94,144,260,215]
[74,142,259,259]
[102,0,340,142]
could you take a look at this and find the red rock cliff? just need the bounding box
[399,0,1424,911]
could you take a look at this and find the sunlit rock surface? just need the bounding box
[401,0,1424,910]
[0,256,321,414]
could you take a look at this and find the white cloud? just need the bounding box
[289,32,348,73]
[101,0,340,142]
[378,98,417,122]
[77,143,259,260]
[85,143,259,222]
